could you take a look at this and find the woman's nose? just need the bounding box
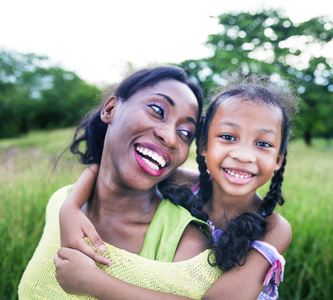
[154,127,178,149]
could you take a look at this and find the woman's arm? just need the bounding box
[55,214,290,300]
[54,248,193,300]
[59,164,111,265]
[55,221,210,300]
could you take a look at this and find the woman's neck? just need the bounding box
[85,167,162,253]
[88,171,161,218]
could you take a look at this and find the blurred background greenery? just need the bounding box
[1,8,332,300]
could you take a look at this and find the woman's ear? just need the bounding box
[274,154,285,171]
[100,96,118,124]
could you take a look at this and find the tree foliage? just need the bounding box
[179,9,333,144]
[0,51,100,138]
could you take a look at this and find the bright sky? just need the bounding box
[1,0,332,85]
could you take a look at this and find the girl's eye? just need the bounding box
[256,141,272,148]
[220,134,236,141]
[148,104,165,118]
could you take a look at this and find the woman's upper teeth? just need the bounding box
[136,146,166,168]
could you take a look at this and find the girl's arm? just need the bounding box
[59,164,111,265]
[202,213,292,300]
[54,248,192,300]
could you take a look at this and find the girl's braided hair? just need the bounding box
[196,74,299,271]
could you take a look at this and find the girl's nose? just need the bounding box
[154,127,178,149]
[229,146,256,163]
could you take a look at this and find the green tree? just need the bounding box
[179,9,333,145]
[0,50,100,138]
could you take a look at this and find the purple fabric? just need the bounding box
[208,225,285,299]
[192,183,285,299]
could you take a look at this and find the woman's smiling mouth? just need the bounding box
[134,143,171,176]
[135,145,167,170]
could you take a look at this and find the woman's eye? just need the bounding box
[179,130,193,141]
[149,104,164,118]
[220,134,235,141]
[256,141,272,148]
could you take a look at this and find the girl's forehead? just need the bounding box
[217,96,282,116]
[212,96,283,127]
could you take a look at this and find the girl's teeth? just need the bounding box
[225,168,252,178]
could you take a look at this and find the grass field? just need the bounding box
[0,128,332,299]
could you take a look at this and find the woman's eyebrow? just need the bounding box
[152,93,196,125]
[152,93,175,106]
[187,117,197,126]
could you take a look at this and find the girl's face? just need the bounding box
[101,79,199,191]
[202,96,284,199]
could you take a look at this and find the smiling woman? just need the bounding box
[18,66,224,299]
[99,79,198,186]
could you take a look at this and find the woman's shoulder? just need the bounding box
[173,222,210,262]
[264,212,292,254]
[45,185,74,218]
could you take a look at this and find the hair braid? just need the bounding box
[259,152,288,217]
[209,212,267,271]
[195,117,213,206]
[158,178,208,221]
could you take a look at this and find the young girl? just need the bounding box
[55,74,298,299]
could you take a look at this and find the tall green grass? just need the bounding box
[0,129,332,299]
[0,128,85,300]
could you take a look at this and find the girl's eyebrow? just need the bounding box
[256,128,277,136]
[218,121,240,128]
[151,93,175,106]
[219,121,277,136]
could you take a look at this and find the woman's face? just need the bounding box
[101,79,199,191]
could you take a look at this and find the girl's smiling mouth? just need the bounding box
[134,143,171,176]
[223,168,255,179]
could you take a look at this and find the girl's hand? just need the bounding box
[59,202,111,265]
[54,247,99,295]
[59,164,111,266]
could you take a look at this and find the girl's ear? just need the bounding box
[198,138,207,157]
[100,96,118,124]
[274,154,284,171]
